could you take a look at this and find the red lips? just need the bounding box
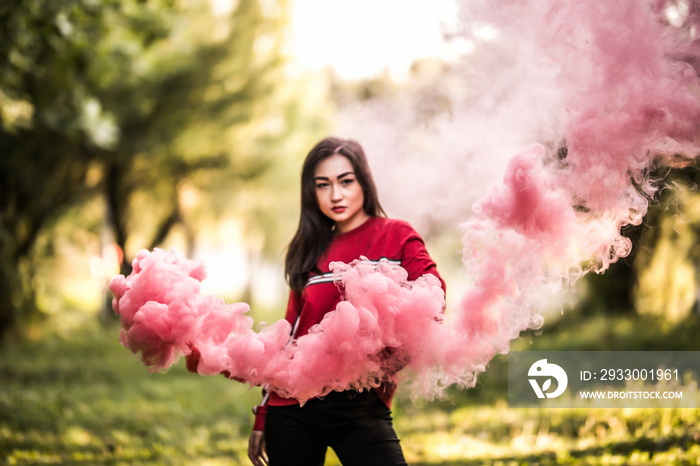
[331,206,346,213]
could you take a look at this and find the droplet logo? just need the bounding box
[528,359,568,398]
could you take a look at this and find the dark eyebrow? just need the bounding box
[314,171,355,181]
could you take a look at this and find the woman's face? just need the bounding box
[313,153,369,234]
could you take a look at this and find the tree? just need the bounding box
[633,162,700,324]
[0,0,296,337]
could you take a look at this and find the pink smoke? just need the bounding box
[444,0,700,389]
[110,249,449,403]
[110,0,700,400]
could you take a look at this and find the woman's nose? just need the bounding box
[331,184,343,201]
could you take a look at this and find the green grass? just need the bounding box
[0,324,261,465]
[395,401,700,465]
[2,314,700,465]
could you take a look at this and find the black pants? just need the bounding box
[264,389,407,466]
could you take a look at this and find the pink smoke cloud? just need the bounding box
[110,250,450,403]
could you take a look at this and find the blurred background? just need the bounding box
[2,0,700,464]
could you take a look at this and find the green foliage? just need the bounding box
[2,0,92,325]
[570,161,700,324]
[0,0,330,336]
[634,163,700,324]
[1,0,182,334]
[94,0,295,267]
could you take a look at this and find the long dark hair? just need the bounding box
[285,137,386,292]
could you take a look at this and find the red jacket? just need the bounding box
[253,216,445,430]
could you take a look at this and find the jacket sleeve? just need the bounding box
[400,229,446,295]
[252,401,268,431]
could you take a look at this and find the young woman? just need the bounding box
[247,137,445,466]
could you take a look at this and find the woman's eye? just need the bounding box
[341,178,355,185]
[316,183,329,189]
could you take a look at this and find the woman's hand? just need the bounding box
[185,344,246,382]
[248,430,267,466]
[185,345,201,373]
[378,346,411,374]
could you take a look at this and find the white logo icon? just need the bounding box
[528,359,568,398]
